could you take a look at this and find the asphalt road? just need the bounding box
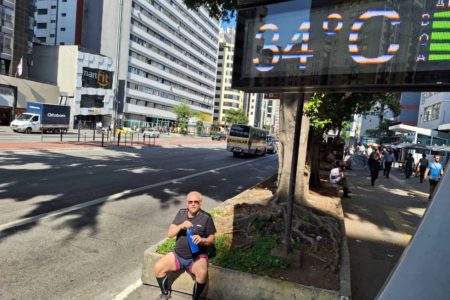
[0,144,278,299]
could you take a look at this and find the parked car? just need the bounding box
[211,133,227,141]
[143,128,160,138]
[267,137,278,154]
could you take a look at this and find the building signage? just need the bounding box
[233,0,450,92]
[82,67,113,89]
[80,94,105,108]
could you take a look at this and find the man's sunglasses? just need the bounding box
[188,200,200,204]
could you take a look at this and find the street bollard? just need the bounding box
[131,133,134,146]
[124,133,127,146]
[102,132,104,147]
[78,127,81,142]
[117,132,121,147]
[84,133,87,144]
[143,135,146,145]
[93,129,96,141]
[60,131,63,142]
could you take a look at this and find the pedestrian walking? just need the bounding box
[382,147,395,178]
[405,153,415,179]
[424,155,444,200]
[368,149,381,186]
[418,153,429,183]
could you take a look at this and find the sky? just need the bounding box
[220,14,236,29]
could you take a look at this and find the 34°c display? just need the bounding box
[232,0,450,92]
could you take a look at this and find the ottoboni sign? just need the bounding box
[233,0,450,92]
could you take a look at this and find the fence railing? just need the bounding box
[39,129,157,147]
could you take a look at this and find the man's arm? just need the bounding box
[168,220,193,238]
[424,167,430,180]
[192,234,215,246]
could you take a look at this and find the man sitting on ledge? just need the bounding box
[154,191,216,300]
[329,161,351,198]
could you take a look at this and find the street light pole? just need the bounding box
[111,0,123,136]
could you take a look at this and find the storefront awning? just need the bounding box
[389,124,432,135]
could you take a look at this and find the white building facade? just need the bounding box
[418,92,450,132]
[34,0,81,45]
[81,0,220,130]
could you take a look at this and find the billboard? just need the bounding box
[82,67,113,89]
[233,0,450,92]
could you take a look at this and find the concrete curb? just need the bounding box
[142,241,340,299]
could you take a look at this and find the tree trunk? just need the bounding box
[276,93,310,205]
[308,130,322,188]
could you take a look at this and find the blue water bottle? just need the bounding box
[186,228,200,254]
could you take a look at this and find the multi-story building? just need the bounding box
[262,93,280,135]
[214,27,244,127]
[243,93,264,127]
[398,92,421,126]
[80,0,219,130]
[31,45,115,129]
[0,0,34,78]
[1,0,38,125]
[34,0,83,46]
[418,92,450,132]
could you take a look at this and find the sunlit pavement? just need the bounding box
[343,166,429,300]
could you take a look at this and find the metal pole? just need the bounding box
[117,132,121,147]
[78,127,81,142]
[284,93,305,254]
[93,128,96,141]
[131,133,134,146]
[102,132,104,147]
[60,131,63,142]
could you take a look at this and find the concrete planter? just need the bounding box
[142,239,348,299]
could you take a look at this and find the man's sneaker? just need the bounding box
[157,293,171,300]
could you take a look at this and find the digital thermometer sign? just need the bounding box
[232,0,450,92]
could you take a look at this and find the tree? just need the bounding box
[304,92,397,187]
[182,0,237,21]
[225,109,248,126]
[173,102,197,135]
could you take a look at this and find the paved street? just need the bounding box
[0,134,278,300]
[343,163,429,300]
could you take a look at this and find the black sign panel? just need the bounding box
[82,67,113,89]
[233,0,450,92]
[80,95,104,108]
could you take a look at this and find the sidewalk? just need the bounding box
[123,283,192,300]
[342,165,429,300]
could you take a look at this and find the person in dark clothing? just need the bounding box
[368,149,381,186]
[154,191,216,300]
[418,153,429,183]
[405,153,415,179]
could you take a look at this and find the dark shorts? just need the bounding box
[430,179,440,187]
[173,251,208,273]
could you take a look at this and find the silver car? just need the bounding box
[143,129,160,138]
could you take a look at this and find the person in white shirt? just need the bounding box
[329,162,351,198]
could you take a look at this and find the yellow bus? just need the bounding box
[227,124,268,157]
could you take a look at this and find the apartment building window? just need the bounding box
[61,27,66,31]
[51,5,57,9]
[36,23,47,29]
[37,9,48,15]
[61,13,66,17]
[36,37,46,43]
[423,103,441,122]
[51,20,56,23]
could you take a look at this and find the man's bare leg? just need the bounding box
[154,252,178,297]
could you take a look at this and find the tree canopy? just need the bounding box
[305,92,398,139]
[225,109,248,126]
[173,102,197,134]
[181,0,237,22]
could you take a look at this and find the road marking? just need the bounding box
[0,156,274,232]
[113,279,142,300]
